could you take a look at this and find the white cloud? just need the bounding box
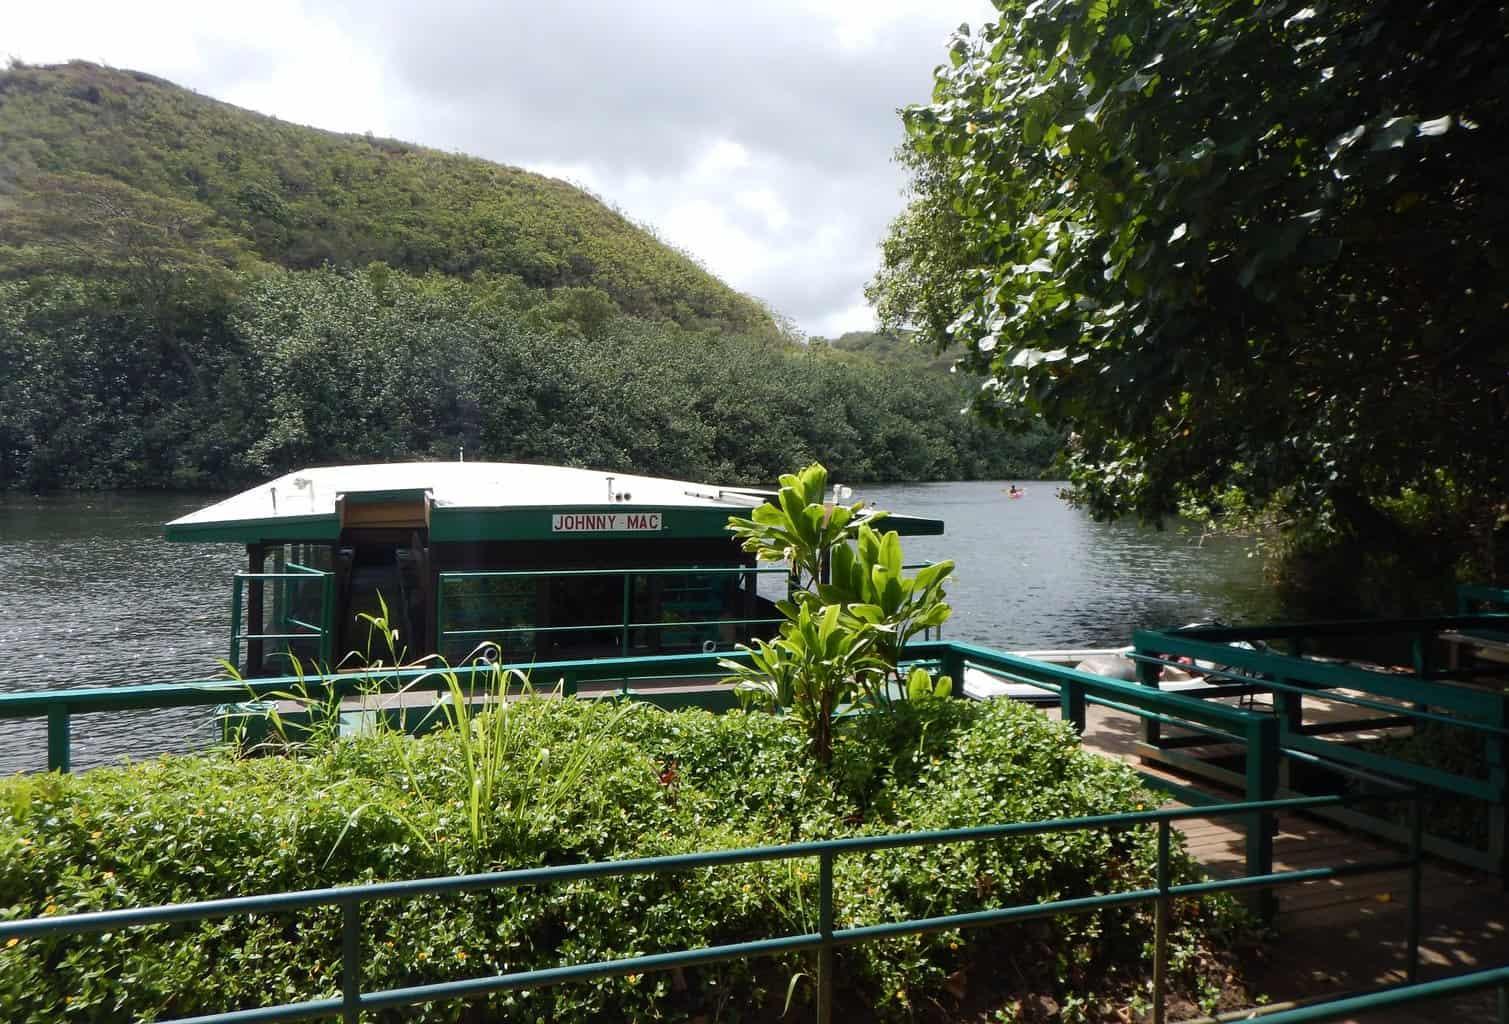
[7,0,998,336]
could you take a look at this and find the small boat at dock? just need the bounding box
[166,462,944,677]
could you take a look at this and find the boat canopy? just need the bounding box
[164,462,945,544]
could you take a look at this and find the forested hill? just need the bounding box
[0,61,769,331]
[0,62,1058,492]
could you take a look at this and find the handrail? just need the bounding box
[435,562,941,662]
[1249,963,1509,1024]
[436,563,934,581]
[0,790,1425,1024]
[3,636,1457,895]
[230,565,334,671]
[908,639,1264,732]
[1131,624,1509,875]
[443,616,784,638]
[1133,626,1509,715]
[1146,612,1509,644]
[1128,651,1509,739]
[1459,584,1509,614]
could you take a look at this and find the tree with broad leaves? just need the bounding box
[872,0,1509,571]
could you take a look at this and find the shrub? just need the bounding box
[0,697,1241,1022]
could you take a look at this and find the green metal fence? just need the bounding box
[229,562,335,670]
[435,564,940,664]
[0,791,1423,1024]
[1245,963,1509,1024]
[435,565,786,663]
[0,649,757,774]
[1458,584,1509,615]
[0,640,1329,893]
[1132,614,1509,875]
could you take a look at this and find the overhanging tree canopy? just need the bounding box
[872,0,1509,530]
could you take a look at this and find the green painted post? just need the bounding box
[940,645,966,696]
[620,573,633,695]
[1412,630,1435,680]
[246,543,266,677]
[1244,717,1279,920]
[1272,685,1302,791]
[320,570,336,669]
[621,573,632,659]
[817,850,834,1024]
[229,577,244,669]
[1136,650,1163,748]
[435,577,448,664]
[342,900,361,1023]
[272,547,286,662]
[1491,694,1509,886]
[46,703,70,774]
[1407,793,1423,985]
[1060,676,1086,733]
[1153,820,1170,1024]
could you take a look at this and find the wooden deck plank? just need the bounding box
[1062,701,1505,940]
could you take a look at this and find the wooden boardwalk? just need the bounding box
[1070,703,1509,1021]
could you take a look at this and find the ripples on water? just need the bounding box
[0,483,1276,772]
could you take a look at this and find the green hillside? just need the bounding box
[0,62,1058,491]
[0,61,770,331]
[812,329,957,373]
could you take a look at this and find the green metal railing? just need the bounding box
[230,562,335,670]
[0,791,1424,1024]
[437,565,780,662]
[1132,618,1509,875]
[0,640,1299,894]
[1458,584,1509,615]
[0,650,757,774]
[1246,963,1509,1024]
[435,564,941,664]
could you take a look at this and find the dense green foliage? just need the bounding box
[872,1,1509,567]
[0,61,1056,491]
[813,330,957,374]
[0,697,1242,1022]
[725,464,955,762]
[0,267,1040,489]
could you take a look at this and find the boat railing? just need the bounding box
[0,788,1428,1024]
[229,562,335,669]
[434,563,939,663]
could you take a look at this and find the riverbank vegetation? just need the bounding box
[0,60,1058,492]
[0,695,1249,1022]
[872,2,1509,614]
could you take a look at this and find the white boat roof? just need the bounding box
[163,462,945,544]
[175,462,761,522]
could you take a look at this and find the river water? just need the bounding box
[0,483,1278,772]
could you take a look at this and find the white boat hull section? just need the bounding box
[962,648,1213,703]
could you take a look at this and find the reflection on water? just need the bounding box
[857,481,1278,650]
[0,483,1277,772]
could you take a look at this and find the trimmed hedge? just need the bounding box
[0,698,1240,1022]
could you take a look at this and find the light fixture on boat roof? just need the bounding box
[604,475,632,503]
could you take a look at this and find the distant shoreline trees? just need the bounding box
[0,267,1058,492]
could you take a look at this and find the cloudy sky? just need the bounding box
[9,0,999,336]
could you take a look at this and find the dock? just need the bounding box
[1071,700,1509,1021]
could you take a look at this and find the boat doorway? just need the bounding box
[337,531,431,665]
